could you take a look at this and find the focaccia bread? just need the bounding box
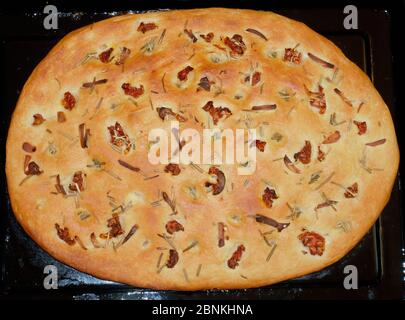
[5,8,399,290]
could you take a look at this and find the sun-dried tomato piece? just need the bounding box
[156,107,187,122]
[298,231,325,256]
[250,104,277,111]
[179,139,186,150]
[205,166,226,195]
[108,122,124,143]
[118,159,140,172]
[90,233,102,248]
[165,220,184,235]
[120,225,139,246]
[294,140,312,164]
[62,91,76,110]
[200,32,214,42]
[245,28,268,41]
[198,76,214,91]
[22,142,36,153]
[227,244,245,269]
[115,47,131,65]
[245,71,261,86]
[32,114,45,126]
[68,171,86,192]
[305,85,326,114]
[54,175,66,195]
[255,214,290,232]
[74,236,87,250]
[23,155,42,176]
[107,122,132,154]
[82,78,108,89]
[107,213,124,238]
[366,138,386,147]
[283,47,302,64]
[57,111,66,123]
[262,187,278,208]
[166,249,179,268]
[79,123,90,148]
[121,83,144,99]
[224,34,246,57]
[137,22,157,33]
[164,163,181,176]
[157,107,174,121]
[344,182,358,198]
[162,191,177,215]
[322,131,341,144]
[177,66,194,81]
[307,52,334,68]
[334,88,353,107]
[251,71,261,86]
[99,47,113,63]
[25,161,42,175]
[353,121,367,135]
[202,101,232,125]
[26,162,41,175]
[218,222,226,247]
[317,146,326,162]
[255,139,266,152]
[184,29,197,42]
[283,155,301,174]
[55,223,76,245]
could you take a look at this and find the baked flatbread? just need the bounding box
[6,8,399,290]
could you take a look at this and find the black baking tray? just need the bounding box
[0,1,403,300]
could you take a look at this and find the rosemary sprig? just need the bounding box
[271,132,283,142]
[190,162,204,173]
[183,268,190,282]
[78,51,97,66]
[278,88,296,101]
[161,72,167,93]
[309,171,322,184]
[140,37,158,54]
[157,233,176,250]
[183,240,198,253]
[315,171,335,191]
[196,264,202,277]
[157,252,164,269]
[336,221,352,233]
[266,243,277,262]
[329,112,346,126]
[286,203,302,220]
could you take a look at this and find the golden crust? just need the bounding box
[5,8,399,290]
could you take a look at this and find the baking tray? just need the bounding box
[0,2,403,300]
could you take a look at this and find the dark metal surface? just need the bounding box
[0,4,403,299]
